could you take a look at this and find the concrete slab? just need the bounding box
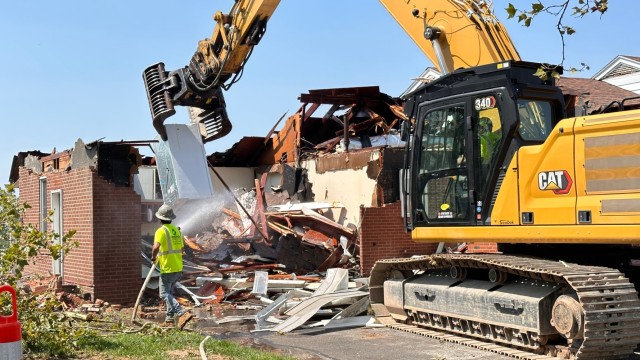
[253,326,511,360]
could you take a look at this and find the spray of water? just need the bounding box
[172,192,234,236]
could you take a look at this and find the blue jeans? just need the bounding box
[159,271,185,321]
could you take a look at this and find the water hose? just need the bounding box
[199,335,212,360]
[131,253,158,323]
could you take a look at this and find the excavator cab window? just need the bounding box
[517,99,554,142]
[475,106,503,209]
[416,104,470,223]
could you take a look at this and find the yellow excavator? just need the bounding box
[143,1,640,359]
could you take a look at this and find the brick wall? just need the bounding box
[20,167,142,304]
[61,169,96,294]
[18,167,39,226]
[466,242,498,253]
[359,202,437,276]
[92,175,142,303]
[21,168,96,293]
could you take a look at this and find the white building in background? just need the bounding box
[592,55,640,94]
[399,67,441,99]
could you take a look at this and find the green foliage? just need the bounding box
[566,62,591,73]
[504,1,608,76]
[78,329,294,360]
[533,66,562,81]
[505,1,608,28]
[0,184,83,358]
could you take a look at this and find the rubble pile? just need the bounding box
[173,184,361,277]
[46,266,376,337]
[125,86,415,332]
[125,187,378,332]
[19,275,126,324]
[135,258,377,334]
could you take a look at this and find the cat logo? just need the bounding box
[538,170,572,194]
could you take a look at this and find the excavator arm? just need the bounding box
[143,0,519,142]
[143,0,280,142]
[380,0,520,73]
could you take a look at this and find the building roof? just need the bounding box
[557,76,640,113]
[592,55,640,81]
[9,151,50,184]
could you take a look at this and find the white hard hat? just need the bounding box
[155,204,176,221]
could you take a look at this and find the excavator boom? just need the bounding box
[379,0,520,73]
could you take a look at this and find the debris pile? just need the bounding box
[207,86,408,167]
[265,205,358,273]
[130,86,413,330]
[135,259,377,334]
[19,275,125,324]
[172,186,361,277]
[44,265,376,339]
[252,268,374,333]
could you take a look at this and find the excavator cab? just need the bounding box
[403,61,565,230]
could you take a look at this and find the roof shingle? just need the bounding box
[557,77,640,113]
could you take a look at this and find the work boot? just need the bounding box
[161,318,175,328]
[177,311,194,330]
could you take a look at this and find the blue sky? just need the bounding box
[1,1,638,184]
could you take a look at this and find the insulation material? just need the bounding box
[337,133,405,152]
[153,124,215,205]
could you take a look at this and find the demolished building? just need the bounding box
[206,86,439,273]
[11,74,640,305]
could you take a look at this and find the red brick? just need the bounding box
[19,167,143,304]
[359,202,437,276]
[358,203,499,276]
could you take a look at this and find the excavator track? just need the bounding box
[369,254,640,359]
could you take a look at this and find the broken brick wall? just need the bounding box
[19,167,141,304]
[359,202,437,276]
[301,148,404,230]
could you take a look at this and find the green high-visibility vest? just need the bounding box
[154,224,183,273]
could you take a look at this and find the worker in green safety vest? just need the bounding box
[479,117,500,162]
[151,203,193,329]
